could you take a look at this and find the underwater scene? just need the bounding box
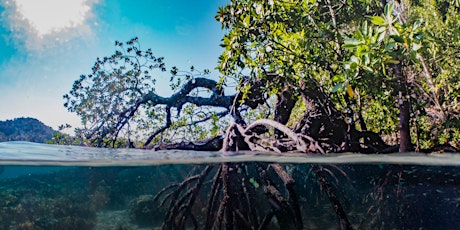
[0,142,459,229]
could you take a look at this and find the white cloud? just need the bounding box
[15,0,90,36]
[1,0,99,52]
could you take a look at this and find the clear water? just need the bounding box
[0,141,459,229]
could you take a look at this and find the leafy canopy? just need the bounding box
[216,0,460,148]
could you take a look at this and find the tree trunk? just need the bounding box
[294,79,348,151]
[274,88,296,125]
[394,63,412,152]
[274,88,297,138]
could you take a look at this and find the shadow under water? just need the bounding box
[0,161,459,229]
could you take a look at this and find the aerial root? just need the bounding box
[222,119,324,154]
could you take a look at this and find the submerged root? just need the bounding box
[154,165,213,229]
[312,164,353,230]
[154,162,304,229]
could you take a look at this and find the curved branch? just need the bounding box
[141,77,234,111]
[245,119,299,142]
[245,119,308,153]
[87,77,239,147]
[144,107,172,147]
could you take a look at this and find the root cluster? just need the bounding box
[152,119,353,229]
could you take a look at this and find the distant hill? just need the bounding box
[0,117,56,143]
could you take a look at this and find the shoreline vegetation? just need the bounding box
[0,117,55,143]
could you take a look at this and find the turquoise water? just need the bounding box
[0,141,459,229]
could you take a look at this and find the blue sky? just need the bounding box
[0,0,228,132]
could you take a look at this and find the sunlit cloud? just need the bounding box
[15,0,90,36]
[1,0,99,52]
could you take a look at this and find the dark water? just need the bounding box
[0,142,459,229]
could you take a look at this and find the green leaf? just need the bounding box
[413,19,422,30]
[355,29,364,40]
[385,42,396,51]
[390,35,404,43]
[412,43,422,51]
[244,15,250,27]
[331,83,343,93]
[413,32,425,42]
[332,74,345,83]
[362,21,368,36]
[350,62,358,70]
[376,26,386,34]
[384,3,394,20]
[377,30,386,42]
[362,66,374,73]
[343,38,364,48]
[363,54,370,65]
[350,55,360,64]
[385,59,400,64]
[370,16,386,26]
